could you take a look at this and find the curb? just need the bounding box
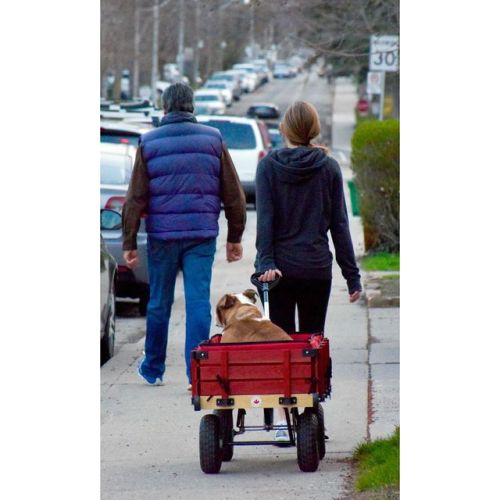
[363,271,400,308]
[101,338,144,389]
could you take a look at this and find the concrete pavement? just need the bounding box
[101,77,400,499]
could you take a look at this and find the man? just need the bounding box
[122,83,246,388]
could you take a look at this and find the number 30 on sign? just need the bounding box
[369,35,399,72]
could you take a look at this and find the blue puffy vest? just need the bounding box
[140,112,223,241]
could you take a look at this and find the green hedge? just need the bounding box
[351,119,399,252]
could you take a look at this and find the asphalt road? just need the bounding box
[230,69,334,147]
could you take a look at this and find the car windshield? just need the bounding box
[195,95,219,102]
[201,121,256,149]
[211,74,232,81]
[101,133,140,146]
[207,84,225,89]
[100,153,133,185]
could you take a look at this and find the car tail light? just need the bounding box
[105,196,126,212]
[258,150,267,161]
[119,138,130,144]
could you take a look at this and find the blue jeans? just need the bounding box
[141,237,216,383]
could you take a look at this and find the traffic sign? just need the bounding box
[369,35,399,72]
[367,71,383,94]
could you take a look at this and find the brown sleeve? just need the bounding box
[220,144,246,243]
[122,146,149,251]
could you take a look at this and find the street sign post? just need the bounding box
[369,35,399,73]
[367,71,383,95]
[369,35,399,120]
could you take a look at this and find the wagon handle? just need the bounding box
[250,272,281,319]
[250,272,281,291]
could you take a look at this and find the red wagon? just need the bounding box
[191,331,332,473]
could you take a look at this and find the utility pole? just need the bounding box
[151,0,160,100]
[177,0,185,77]
[250,0,255,59]
[133,0,141,98]
[193,0,202,86]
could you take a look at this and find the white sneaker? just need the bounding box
[274,421,289,442]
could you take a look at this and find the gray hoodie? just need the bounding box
[255,147,361,293]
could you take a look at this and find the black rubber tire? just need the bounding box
[296,411,319,472]
[138,289,149,316]
[307,404,326,460]
[100,282,116,365]
[199,414,222,474]
[316,404,326,460]
[213,410,233,461]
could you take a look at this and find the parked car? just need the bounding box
[232,64,260,89]
[100,209,118,364]
[265,121,284,149]
[196,115,271,202]
[100,142,135,210]
[208,72,242,100]
[194,104,220,116]
[203,81,233,106]
[100,121,152,147]
[100,142,150,315]
[194,89,226,115]
[226,68,255,93]
[273,63,294,78]
[251,60,273,83]
[246,103,280,120]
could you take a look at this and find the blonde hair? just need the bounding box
[280,101,321,146]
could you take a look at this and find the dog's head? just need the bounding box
[216,289,258,327]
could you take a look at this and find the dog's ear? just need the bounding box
[220,294,237,309]
[216,294,236,327]
[243,289,258,304]
[216,306,224,327]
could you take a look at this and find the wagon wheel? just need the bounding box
[306,404,326,460]
[199,414,222,474]
[213,409,234,461]
[296,411,319,472]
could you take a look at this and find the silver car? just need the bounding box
[100,142,150,315]
[101,209,118,364]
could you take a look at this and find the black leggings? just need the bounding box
[259,277,332,333]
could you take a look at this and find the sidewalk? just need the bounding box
[101,78,399,499]
[101,212,362,499]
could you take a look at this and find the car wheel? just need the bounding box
[139,288,150,316]
[101,281,116,364]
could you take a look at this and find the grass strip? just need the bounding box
[354,427,400,492]
[361,252,400,271]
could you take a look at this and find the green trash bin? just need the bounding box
[347,179,360,216]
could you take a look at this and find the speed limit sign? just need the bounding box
[369,35,399,72]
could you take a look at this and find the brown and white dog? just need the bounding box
[216,289,293,343]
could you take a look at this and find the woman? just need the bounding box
[255,101,362,440]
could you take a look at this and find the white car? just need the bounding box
[196,115,271,202]
[194,89,226,115]
[273,63,293,78]
[227,69,254,93]
[203,81,233,106]
[232,64,259,91]
[100,142,135,211]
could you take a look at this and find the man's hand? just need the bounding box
[258,269,282,282]
[226,242,243,262]
[123,250,139,268]
[349,290,361,303]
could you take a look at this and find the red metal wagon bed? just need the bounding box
[191,331,332,473]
